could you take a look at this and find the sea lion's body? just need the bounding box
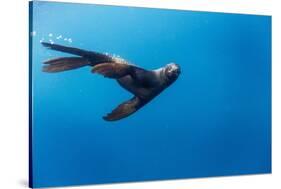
[117,67,164,100]
[42,42,181,121]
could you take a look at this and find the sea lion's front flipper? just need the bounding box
[103,96,145,121]
[92,63,133,79]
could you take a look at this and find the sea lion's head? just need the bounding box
[164,63,181,84]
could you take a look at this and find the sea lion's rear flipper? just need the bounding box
[103,96,145,121]
[42,57,90,73]
[42,42,114,65]
[92,63,133,79]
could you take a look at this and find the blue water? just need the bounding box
[30,1,271,188]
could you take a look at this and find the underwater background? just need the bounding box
[30,1,271,188]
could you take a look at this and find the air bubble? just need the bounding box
[56,35,62,39]
[31,31,36,37]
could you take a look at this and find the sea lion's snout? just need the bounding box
[165,63,181,81]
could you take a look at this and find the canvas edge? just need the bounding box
[28,1,34,188]
[34,0,271,17]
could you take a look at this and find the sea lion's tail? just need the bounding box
[42,57,90,73]
[42,42,92,57]
[41,42,114,73]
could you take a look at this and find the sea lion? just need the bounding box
[41,42,181,121]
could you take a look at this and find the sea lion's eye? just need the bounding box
[168,66,173,72]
